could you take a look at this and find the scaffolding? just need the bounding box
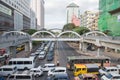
[99,0,120,36]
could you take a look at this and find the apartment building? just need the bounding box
[80,11,99,31]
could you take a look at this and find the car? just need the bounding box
[47,54,54,61]
[30,68,43,77]
[47,73,70,80]
[101,73,120,80]
[7,70,35,80]
[74,73,98,80]
[48,67,66,76]
[99,67,119,76]
[42,63,56,72]
[38,51,46,59]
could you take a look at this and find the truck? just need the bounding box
[73,64,99,76]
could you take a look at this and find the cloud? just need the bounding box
[45,0,99,29]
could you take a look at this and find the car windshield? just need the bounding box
[105,74,112,79]
[102,67,107,71]
[51,68,55,72]
[113,76,120,79]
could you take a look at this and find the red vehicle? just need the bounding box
[0,48,6,56]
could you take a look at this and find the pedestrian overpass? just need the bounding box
[31,30,81,41]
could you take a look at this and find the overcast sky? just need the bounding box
[45,0,99,29]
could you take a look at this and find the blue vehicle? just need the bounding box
[47,54,54,61]
[0,76,5,80]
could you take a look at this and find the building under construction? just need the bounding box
[99,0,120,36]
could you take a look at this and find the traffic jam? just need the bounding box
[0,41,120,80]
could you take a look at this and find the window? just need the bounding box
[17,61,23,64]
[3,68,12,71]
[16,76,31,79]
[24,61,32,64]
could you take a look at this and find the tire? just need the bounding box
[36,74,39,77]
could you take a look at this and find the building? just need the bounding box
[99,0,120,36]
[66,3,80,26]
[0,0,31,31]
[31,0,44,30]
[80,11,99,31]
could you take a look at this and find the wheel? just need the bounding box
[36,74,39,77]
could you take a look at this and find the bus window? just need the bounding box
[24,61,32,64]
[17,61,23,64]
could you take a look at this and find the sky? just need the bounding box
[45,0,99,30]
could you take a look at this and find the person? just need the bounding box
[57,60,59,66]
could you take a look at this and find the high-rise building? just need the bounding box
[31,0,44,30]
[66,3,80,25]
[99,0,120,36]
[80,11,99,31]
[0,0,31,31]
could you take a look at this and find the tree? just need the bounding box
[25,29,37,35]
[63,23,76,31]
[73,27,90,35]
[103,30,112,36]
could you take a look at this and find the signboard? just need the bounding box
[0,4,12,16]
[117,15,120,22]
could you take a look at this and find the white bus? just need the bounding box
[8,57,35,70]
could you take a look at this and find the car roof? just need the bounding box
[105,66,118,69]
[74,64,86,68]
[54,67,66,70]
[45,63,55,66]
[30,68,40,71]
[54,73,68,77]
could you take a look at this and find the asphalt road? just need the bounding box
[35,41,81,80]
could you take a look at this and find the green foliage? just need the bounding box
[25,29,37,35]
[73,27,90,35]
[103,30,112,36]
[63,23,76,31]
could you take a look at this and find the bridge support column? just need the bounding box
[115,49,118,53]
[25,42,30,52]
[104,47,108,52]
[29,41,32,51]
[82,43,88,52]
[9,46,17,58]
[79,42,82,50]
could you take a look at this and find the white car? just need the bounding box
[48,67,66,76]
[30,68,43,77]
[101,73,120,80]
[42,63,56,72]
[99,67,119,76]
[38,51,46,59]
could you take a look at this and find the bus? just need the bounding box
[67,56,111,70]
[8,57,35,70]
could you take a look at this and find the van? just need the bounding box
[7,70,35,80]
[0,65,17,76]
[8,57,35,70]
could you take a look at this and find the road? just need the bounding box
[35,41,81,80]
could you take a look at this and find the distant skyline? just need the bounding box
[45,0,99,30]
